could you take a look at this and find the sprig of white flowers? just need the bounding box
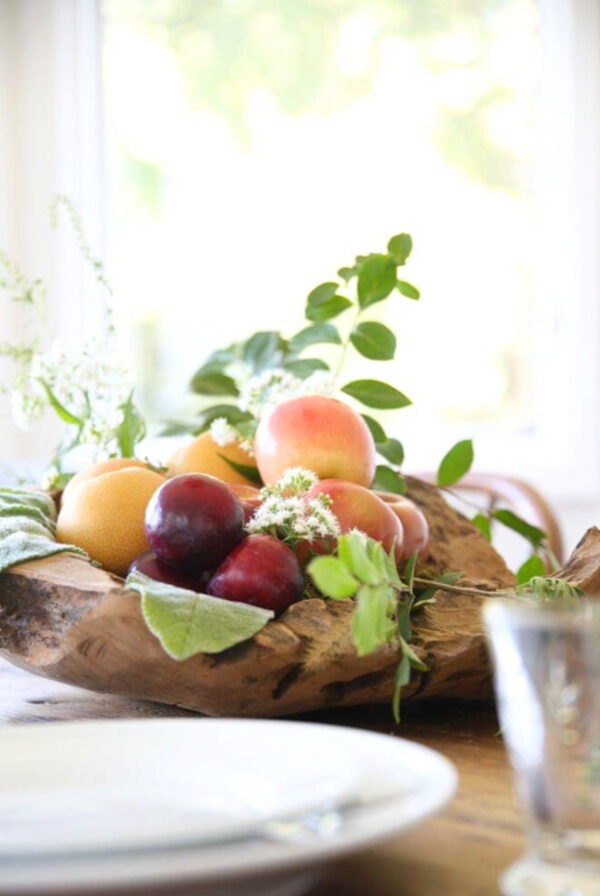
[2,200,146,488]
[209,416,254,456]
[238,368,336,419]
[246,466,341,546]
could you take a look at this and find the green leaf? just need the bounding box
[128,571,273,659]
[116,392,146,458]
[284,358,329,379]
[492,509,547,548]
[307,555,359,600]
[392,654,411,723]
[372,465,406,495]
[357,254,397,309]
[217,455,263,486]
[350,321,396,361]
[472,512,492,542]
[337,531,380,585]
[376,438,404,466]
[396,280,420,300]
[437,439,474,486]
[399,635,428,671]
[160,420,200,436]
[415,570,462,605]
[288,323,341,353]
[337,265,357,282]
[243,331,286,372]
[307,281,338,305]
[361,414,386,443]
[404,552,418,594]
[352,584,395,656]
[366,539,388,578]
[342,380,412,410]
[397,593,413,642]
[202,345,239,371]
[190,370,239,397]
[197,404,254,431]
[38,380,82,426]
[387,233,413,265]
[516,554,547,585]
[235,418,258,441]
[305,295,352,323]
[383,543,403,589]
[305,282,352,322]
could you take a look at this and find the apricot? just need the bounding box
[254,396,376,487]
[306,479,404,561]
[377,493,430,560]
[56,467,166,576]
[62,457,149,506]
[168,432,256,486]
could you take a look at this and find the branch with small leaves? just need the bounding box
[2,199,146,488]
[307,530,582,722]
[184,233,419,493]
[307,531,427,723]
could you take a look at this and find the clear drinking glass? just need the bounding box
[484,599,600,896]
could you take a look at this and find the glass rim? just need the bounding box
[482,596,600,631]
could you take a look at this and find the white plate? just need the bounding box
[0,718,457,895]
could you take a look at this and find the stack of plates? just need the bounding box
[0,719,456,895]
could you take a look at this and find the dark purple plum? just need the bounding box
[128,551,209,591]
[145,474,244,571]
[207,534,304,615]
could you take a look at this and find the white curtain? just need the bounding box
[0,0,105,464]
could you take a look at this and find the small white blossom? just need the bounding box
[237,366,337,419]
[10,389,44,431]
[273,467,318,495]
[301,369,336,397]
[306,496,342,538]
[239,438,254,456]
[210,417,238,446]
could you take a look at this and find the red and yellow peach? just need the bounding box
[254,396,376,487]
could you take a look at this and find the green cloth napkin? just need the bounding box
[127,571,274,659]
[0,487,86,575]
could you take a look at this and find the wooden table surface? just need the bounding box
[0,659,523,896]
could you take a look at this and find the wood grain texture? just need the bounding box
[0,479,519,716]
[0,660,524,896]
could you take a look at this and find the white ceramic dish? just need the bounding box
[0,718,457,895]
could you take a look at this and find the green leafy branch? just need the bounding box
[307,531,427,723]
[184,233,419,493]
[50,194,115,336]
[307,530,582,722]
[183,231,558,581]
[433,437,558,582]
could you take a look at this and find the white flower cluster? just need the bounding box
[10,339,134,457]
[238,367,336,419]
[209,416,254,456]
[246,466,341,544]
[209,417,238,446]
[262,466,318,496]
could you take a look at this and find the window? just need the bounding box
[2,0,600,550]
[102,0,540,448]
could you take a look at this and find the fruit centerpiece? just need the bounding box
[1,208,596,718]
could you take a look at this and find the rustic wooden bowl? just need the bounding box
[1,478,597,717]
